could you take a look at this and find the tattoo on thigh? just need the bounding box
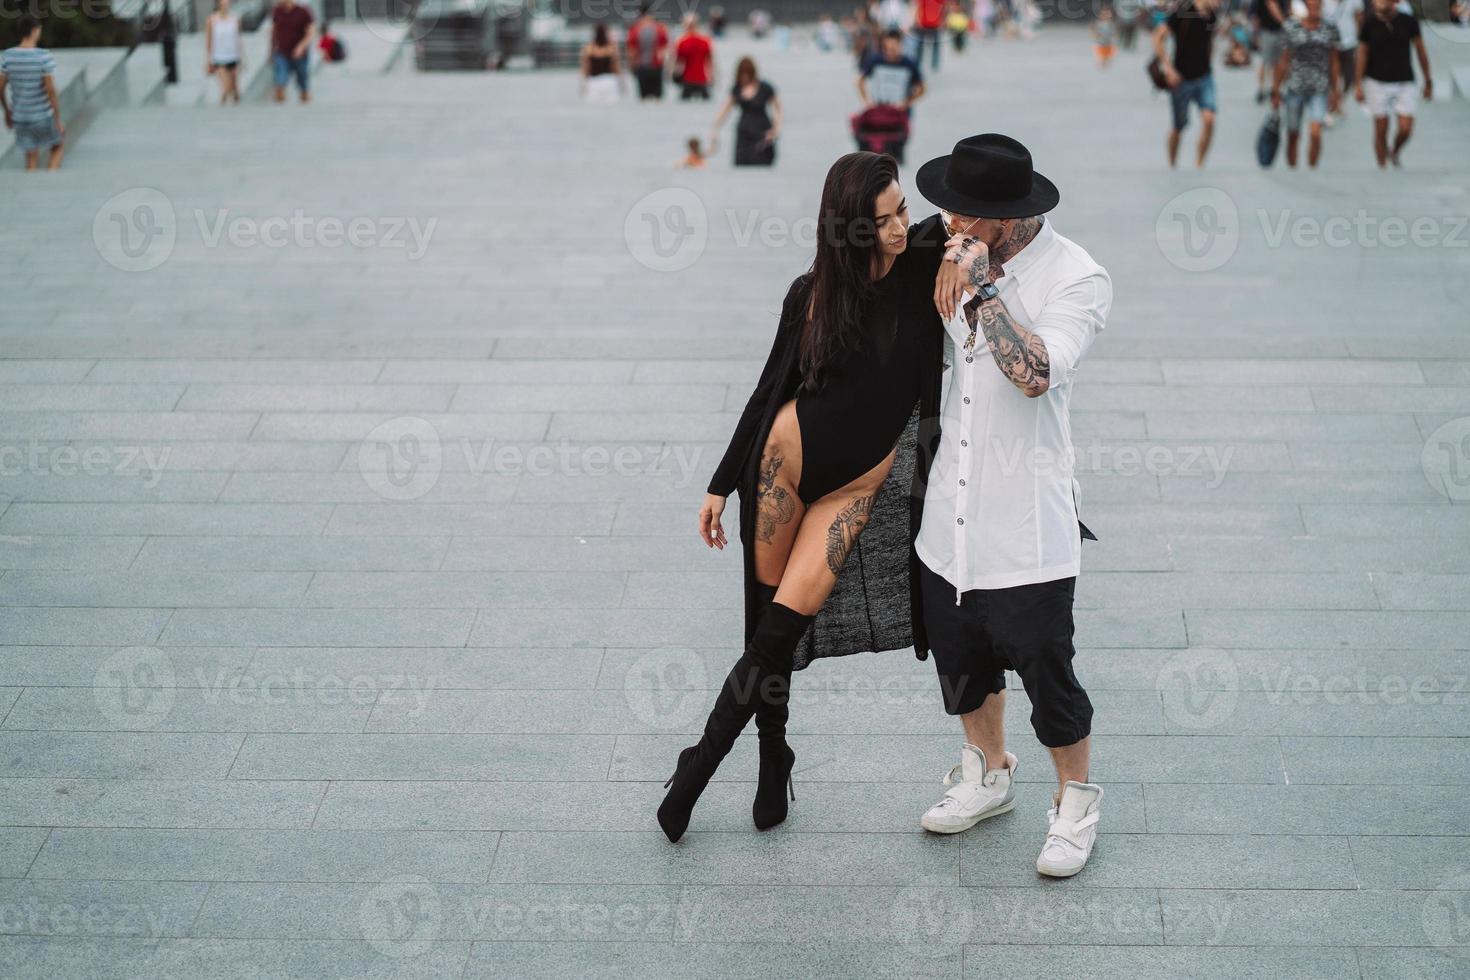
[756,452,796,544]
[824,493,875,574]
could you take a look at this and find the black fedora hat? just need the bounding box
[916,134,1059,220]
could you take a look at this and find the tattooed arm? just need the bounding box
[967,295,1053,398]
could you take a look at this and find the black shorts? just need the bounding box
[919,560,1093,748]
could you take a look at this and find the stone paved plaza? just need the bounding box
[2,20,1470,980]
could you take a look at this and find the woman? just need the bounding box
[205,0,243,105]
[657,152,945,842]
[709,57,781,167]
[579,24,622,106]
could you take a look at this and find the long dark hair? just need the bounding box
[799,151,899,392]
[593,23,609,45]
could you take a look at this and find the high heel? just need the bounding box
[753,739,797,830]
[655,600,813,843]
[657,745,706,842]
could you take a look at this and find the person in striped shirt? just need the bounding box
[1,18,65,170]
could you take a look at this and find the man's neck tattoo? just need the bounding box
[992,216,1044,268]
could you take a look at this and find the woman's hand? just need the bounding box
[699,493,728,549]
[934,234,992,321]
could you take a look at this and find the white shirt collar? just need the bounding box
[995,218,1056,283]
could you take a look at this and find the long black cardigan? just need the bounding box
[707,216,949,670]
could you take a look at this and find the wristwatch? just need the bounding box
[974,281,999,303]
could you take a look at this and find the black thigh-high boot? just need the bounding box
[657,601,812,843]
[750,584,797,829]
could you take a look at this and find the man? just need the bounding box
[858,29,926,111]
[1272,0,1341,168]
[1355,0,1432,168]
[1153,0,1222,168]
[1116,0,1146,50]
[626,4,669,101]
[1323,0,1363,124]
[1250,0,1289,102]
[0,17,64,171]
[913,0,947,71]
[672,13,714,101]
[911,134,1112,878]
[270,0,315,104]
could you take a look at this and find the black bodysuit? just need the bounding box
[792,266,923,503]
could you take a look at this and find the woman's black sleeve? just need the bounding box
[706,277,806,497]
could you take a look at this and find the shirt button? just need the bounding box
[956,517,964,525]
[960,440,967,447]
[963,397,970,404]
[959,479,966,486]
[965,356,974,363]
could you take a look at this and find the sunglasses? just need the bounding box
[941,210,983,237]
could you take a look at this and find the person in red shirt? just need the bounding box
[626,3,669,101]
[913,0,947,71]
[673,13,715,101]
[269,0,315,104]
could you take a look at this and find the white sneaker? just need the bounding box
[919,743,1017,834]
[1036,780,1102,878]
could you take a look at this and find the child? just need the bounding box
[945,1,972,52]
[1092,7,1116,67]
[677,137,706,169]
[0,17,64,171]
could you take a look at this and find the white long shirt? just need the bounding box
[915,220,1112,602]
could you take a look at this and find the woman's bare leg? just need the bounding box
[774,447,897,616]
[752,400,806,586]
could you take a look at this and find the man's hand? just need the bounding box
[1270,88,1281,110]
[1163,64,1182,88]
[1354,83,1365,103]
[55,119,64,136]
[934,234,993,321]
[1423,78,1433,100]
[1328,90,1341,114]
[294,42,309,60]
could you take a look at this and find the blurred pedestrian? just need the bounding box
[1116,0,1144,48]
[580,24,622,105]
[1323,0,1363,124]
[673,13,714,100]
[1354,0,1432,167]
[0,17,64,171]
[913,0,947,69]
[270,0,315,104]
[627,4,668,101]
[1271,0,1341,167]
[859,29,926,112]
[709,57,781,167]
[1093,7,1118,66]
[206,0,243,105]
[1154,0,1223,167]
[1251,0,1288,102]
